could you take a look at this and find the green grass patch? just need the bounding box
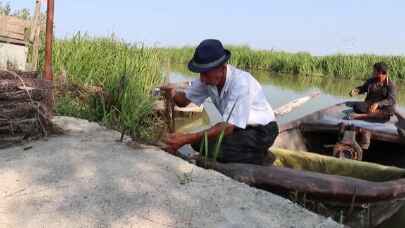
[41,33,165,141]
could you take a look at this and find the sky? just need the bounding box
[7,0,405,55]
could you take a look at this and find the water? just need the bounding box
[166,65,405,228]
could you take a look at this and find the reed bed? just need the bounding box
[161,46,405,80]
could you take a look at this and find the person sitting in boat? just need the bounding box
[160,39,279,165]
[349,62,396,121]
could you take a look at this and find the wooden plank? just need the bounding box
[274,92,320,116]
[7,24,26,33]
[0,16,28,42]
[300,122,405,145]
[0,16,29,28]
[3,30,25,37]
[0,32,24,41]
[0,36,26,45]
[0,17,6,34]
[0,32,25,41]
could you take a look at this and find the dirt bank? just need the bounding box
[0,116,342,228]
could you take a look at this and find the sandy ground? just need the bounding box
[0,116,343,228]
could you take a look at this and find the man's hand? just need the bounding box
[160,84,191,108]
[369,103,379,113]
[349,88,360,97]
[159,84,176,99]
[163,132,190,154]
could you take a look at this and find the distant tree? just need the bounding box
[13,8,31,20]
[0,2,12,15]
[0,1,31,19]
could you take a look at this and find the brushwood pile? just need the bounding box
[0,70,53,148]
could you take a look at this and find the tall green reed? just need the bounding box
[199,98,238,163]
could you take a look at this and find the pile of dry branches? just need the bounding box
[0,70,53,148]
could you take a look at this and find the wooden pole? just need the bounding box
[30,0,41,42]
[274,92,320,116]
[31,0,41,71]
[163,73,175,133]
[44,0,54,81]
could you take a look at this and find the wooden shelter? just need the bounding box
[0,15,30,70]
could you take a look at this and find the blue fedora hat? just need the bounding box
[188,39,231,73]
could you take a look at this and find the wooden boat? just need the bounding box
[206,101,405,227]
[273,101,405,227]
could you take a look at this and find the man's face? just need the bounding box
[199,65,226,86]
[374,69,387,81]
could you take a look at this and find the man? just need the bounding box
[161,39,278,165]
[349,62,396,121]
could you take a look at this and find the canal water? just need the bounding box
[165,64,405,228]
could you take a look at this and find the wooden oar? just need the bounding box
[274,92,321,116]
[394,108,405,140]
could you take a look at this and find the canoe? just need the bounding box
[205,101,405,227]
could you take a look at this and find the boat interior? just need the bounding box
[271,102,405,181]
[274,126,405,167]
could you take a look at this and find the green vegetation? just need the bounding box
[44,34,164,140]
[198,100,238,163]
[161,46,405,80]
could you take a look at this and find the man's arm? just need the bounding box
[377,81,396,107]
[163,122,235,154]
[186,122,235,144]
[357,79,371,94]
[350,79,372,96]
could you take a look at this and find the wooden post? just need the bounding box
[30,0,41,42]
[31,0,41,71]
[44,0,54,81]
[163,71,175,133]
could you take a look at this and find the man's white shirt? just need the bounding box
[185,64,276,129]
